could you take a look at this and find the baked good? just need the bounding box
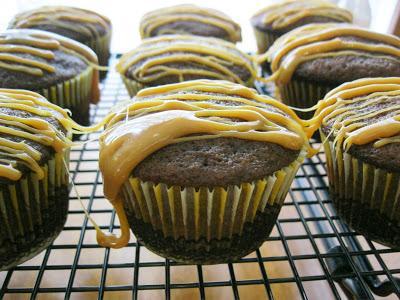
[0,89,78,270]
[96,79,310,264]
[140,4,241,43]
[263,23,400,118]
[0,29,100,126]
[312,77,400,248]
[9,6,111,67]
[251,0,352,53]
[116,35,257,96]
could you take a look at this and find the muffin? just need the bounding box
[9,6,111,67]
[0,89,77,270]
[263,23,400,118]
[140,4,241,43]
[311,77,400,248]
[0,29,100,126]
[116,35,257,97]
[97,79,310,264]
[251,0,352,53]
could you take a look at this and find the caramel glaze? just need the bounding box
[140,4,241,42]
[116,35,256,87]
[259,23,400,86]
[253,0,352,30]
[0,29,100,103]
[306,77,400,152]
[9,6,111,40]
[97,79,311,248]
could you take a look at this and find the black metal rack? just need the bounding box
[0,55,400,299]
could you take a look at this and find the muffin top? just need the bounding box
[0,89,78,183]
[251,0,352,34]
[140,4,241,43]
[9,6,111,43]
[100,79,310,201]
[116,35,256,88]
[264,23,400,86]
[313,77,400,172]
[0,29,100,103]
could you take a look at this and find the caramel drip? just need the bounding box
[264,23,400,85]
[0,89,106,181]
[307,77,400,151]
[116,35,256,86]
[98,79,310,248]
[253,0,352,29]
[10,6,110,39]
[140,4,241,42]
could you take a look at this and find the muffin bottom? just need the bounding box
[0,186,69,270]
[332,195,400,249]
[127,204,281,264]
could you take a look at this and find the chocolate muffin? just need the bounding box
[140,4,241,43]
[311,77,400,248]
[116,35,257,97]
[263,23,400,118]
[9,6,111,67]
[0,29,100,126]
[97,79,310,264]
[0,89,78,270]
[251,0,352,53]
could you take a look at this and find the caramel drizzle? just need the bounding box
[140,4,241,42]
[262,23,400,85]
[253,0,352,29]
[0,29,100,103]
[116,35,256,86]
[98,79,310,248]
[0,29,98,76]
[307,77,400,152]
[10,6,110,39]
[0,89,107,181]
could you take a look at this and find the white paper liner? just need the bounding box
[252,27,279,54]
[121,148,307,242]
[0,150,70,270]
[321,131,400,223]
[40,66,94,124]
[278,78,334,119]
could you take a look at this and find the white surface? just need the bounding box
[0,0,398,54]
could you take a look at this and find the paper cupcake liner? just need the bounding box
[0,151,70,270]
[278,78,334,119]
[322,131,400,248]
[120,74,145,97]
[40,67,94,126]
[252,27,280,54]
[86,31,111,67]
[121,149,306,242]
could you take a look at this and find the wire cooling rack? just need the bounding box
[1,55,400,300]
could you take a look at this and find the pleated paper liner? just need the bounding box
[120,74,145,97]
[40,66,95,126]
[321,131,400,249]
[87,31,111,68]
[278,77,335,120]
[0,151,70,270]
[252,27,280,54]
[120,149,307,263]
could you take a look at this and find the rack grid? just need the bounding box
[0,55,400,300]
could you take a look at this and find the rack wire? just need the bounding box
[0,55,400,299]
